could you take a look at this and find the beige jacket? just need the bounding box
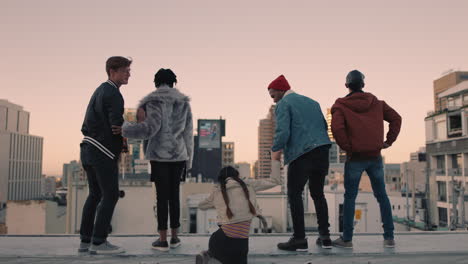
[198,161,282,225]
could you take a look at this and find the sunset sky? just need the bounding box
[1,0,468,175]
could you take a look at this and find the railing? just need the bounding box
[448,168,462,176]
[438,195,447,202]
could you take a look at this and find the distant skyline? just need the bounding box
[2,0,468,175]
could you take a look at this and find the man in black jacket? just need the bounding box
[78,56,131,254]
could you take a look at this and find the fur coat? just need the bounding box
[122,85,193,168]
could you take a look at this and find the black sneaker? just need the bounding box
[151,239,169,251]
[277,237,308,251]
[170,237,181,248]
[316,237,332,249]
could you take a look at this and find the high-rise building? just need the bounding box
[257,105,276,179]
[326,108,347,163]
[62,160,80,187]
[191,119,226,182]
[425,74,468,229]
[41,176,57,198]
[0,99,43,203]
[326,108,334,141]
[222,142,235,167]
[118,108,150,179]
[433,71,468,112]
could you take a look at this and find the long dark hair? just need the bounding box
[218,166,256,219]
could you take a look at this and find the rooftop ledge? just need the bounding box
[1,232,468,263]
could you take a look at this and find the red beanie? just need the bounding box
[268,75,290,91]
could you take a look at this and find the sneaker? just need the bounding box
[196,250,212,264]
[316,237,332,249]
[78,241,90,253]
[170,237,181,248]
[151,238,169,251]
[332,237,353,248]
[89,241,125,255]
[277,237,308,251]
[384,239,395,248]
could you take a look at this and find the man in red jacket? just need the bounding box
[331,70,401,249]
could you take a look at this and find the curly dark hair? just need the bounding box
[154,68,177,88]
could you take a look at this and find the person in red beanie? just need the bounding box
[268,75,333,251]
[331,70,401,249]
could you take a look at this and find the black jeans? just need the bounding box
[287,145,331,239]
[151,161,185,231]
[79,143,120,244]
[209,228,248,264]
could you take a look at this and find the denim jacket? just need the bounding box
[271,90,331,164]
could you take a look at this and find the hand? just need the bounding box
[112,125,122,135]
[122,138,129,153]
[272,151,282,161]
[137,107,146,123]
[383,142,390,149]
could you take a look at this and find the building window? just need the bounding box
[448,112,462,137]
[438,181,447,202]
[438,207,448,227]
[436,156,445,175]
[450,154,462,175]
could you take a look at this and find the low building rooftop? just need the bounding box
[1,232,468,263]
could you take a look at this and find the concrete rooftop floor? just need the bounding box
[1,232,468,263]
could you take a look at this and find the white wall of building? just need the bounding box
[6,200,65,234]
[324,191,384,234]
[256,193,288,233]
[68,181,157,234]
[235,163,251,179]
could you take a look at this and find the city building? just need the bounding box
[326,108,347,163]
[326,108,334,141]
[5,200,66,234]
[0,99,43,203]
[41,176,57,198]
[191,119,226,182]
[401,147,427,194]
[119,108,150,180]
[433,71,468,111]
[425,74,468,229]
[257,105,276,179]
[235,162,251,178]
[325,191,394,234]
[222,142,235,167]
[67,177,215,235]
[62,160,80,188]
[385,163,402,192]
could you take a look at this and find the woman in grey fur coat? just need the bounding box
[122,69,193,251]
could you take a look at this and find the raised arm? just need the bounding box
[245,160,283,192]
[198,190,215,210]
[122,101,162,140]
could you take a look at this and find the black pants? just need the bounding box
[287,145,331,239]
[151,161,185,231]
[79,143,120,244]
[209,228,248,264]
